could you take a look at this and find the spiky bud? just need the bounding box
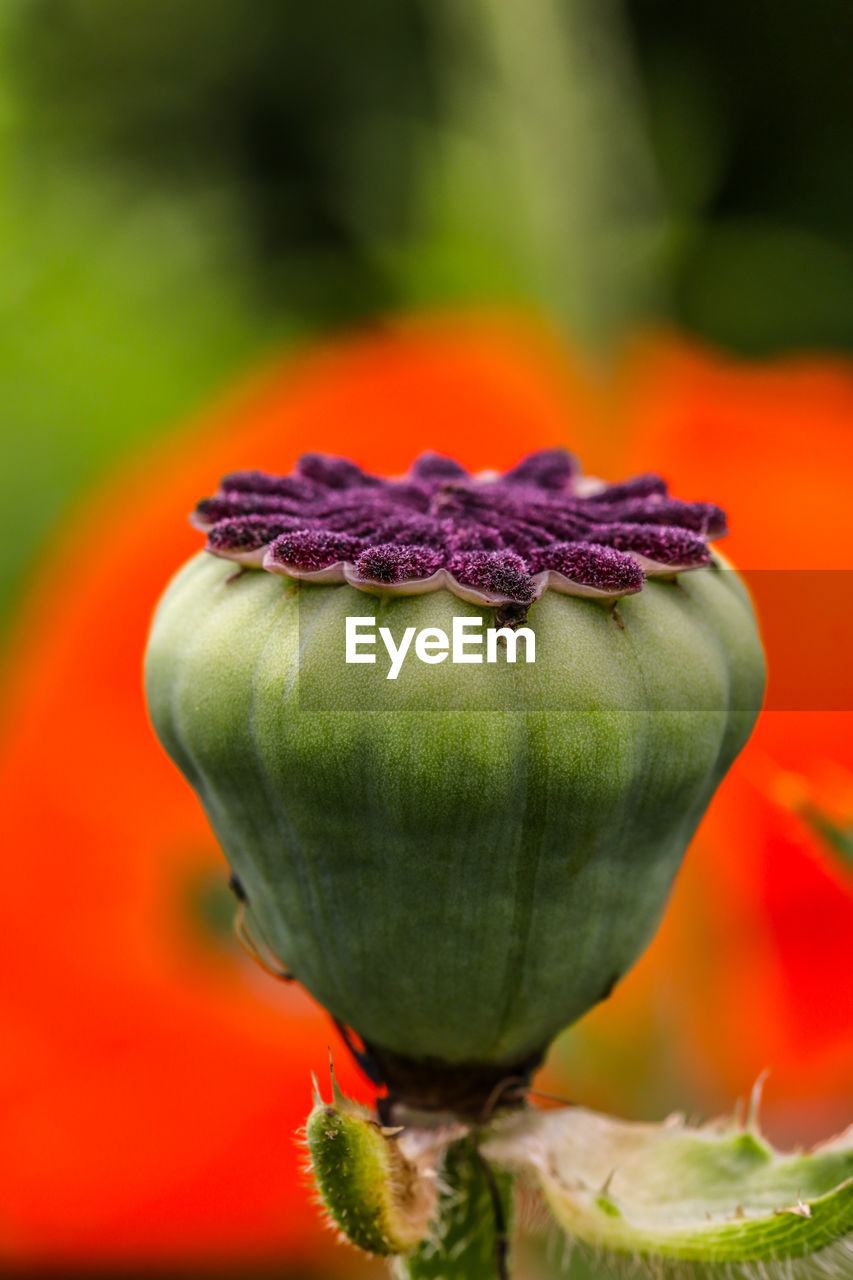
[305,1074,438,1255]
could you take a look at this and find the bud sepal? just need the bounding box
[480,1092,853,1275]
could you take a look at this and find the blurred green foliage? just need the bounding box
[2,0,852,631]
[10,0,437,319]
[631,0,853,354]
[0,16,278,629]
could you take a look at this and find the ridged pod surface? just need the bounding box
[145,523,764,1075]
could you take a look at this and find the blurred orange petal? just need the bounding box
[592,334,853,1135]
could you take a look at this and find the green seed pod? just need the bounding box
[145,450,765,1108]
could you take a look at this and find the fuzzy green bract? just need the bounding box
[145,550,763,1072]
[307,1078,512,1280]
[305,1076,436,1255]
[481,1103,853,1276]
[307,1082,853,1279]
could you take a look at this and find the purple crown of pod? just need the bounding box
[192,449,726,615]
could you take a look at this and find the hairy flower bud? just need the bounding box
[145,449,764,1108]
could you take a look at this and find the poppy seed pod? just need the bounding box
[144,449,765,1109]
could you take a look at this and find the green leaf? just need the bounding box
[481,1100,853,1275]
[801,805,853,877]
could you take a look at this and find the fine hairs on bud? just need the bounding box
[305,1070,438,1257]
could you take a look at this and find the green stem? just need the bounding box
[397,1136,515,1280]
[431,0,663,351]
